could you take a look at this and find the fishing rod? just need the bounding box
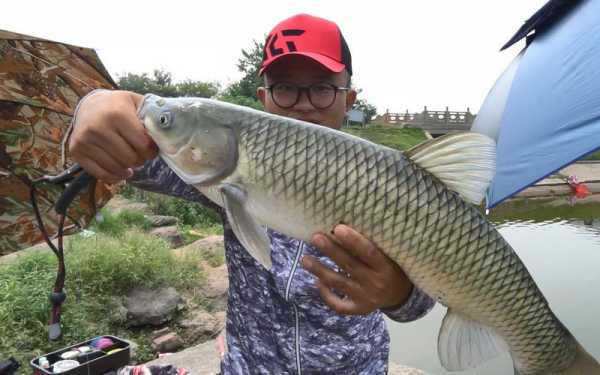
[30,165,97,341]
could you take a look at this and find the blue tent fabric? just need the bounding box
[500,0,583,51]
[473,0,600,208]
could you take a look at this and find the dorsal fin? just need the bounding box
[405,132,496,205]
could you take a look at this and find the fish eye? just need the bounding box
[158,112,171,128]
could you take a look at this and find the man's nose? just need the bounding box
[293,88,314,110]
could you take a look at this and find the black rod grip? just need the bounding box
[54,171,96,215]
[44,163,83,184]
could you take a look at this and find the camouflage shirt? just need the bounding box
[131,157,436,375]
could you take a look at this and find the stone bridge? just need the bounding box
[375,106,476,137]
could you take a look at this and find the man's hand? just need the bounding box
[301,224,413,315]
[69,90,157,184]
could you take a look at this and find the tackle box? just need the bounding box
[30,335,130,375]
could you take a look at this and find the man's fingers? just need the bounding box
[316,281,360,314]
[95,129,149,168]
[117,91,158,161]
[302,255,361,296]
[311,233,366,280]
[113,112,158,161]
[69,90,154,179]
[77,158,126,184]
[79,144,131,180]
[303,256,387,315]
[332,225,389,270]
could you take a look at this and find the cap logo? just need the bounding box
[264,29,306,59]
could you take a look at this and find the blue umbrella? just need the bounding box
[472,0,600,208]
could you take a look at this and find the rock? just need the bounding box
[124,287,184,327]
[105,195,152,215]
[0,237,68,264]
[146,215,178,227]
[145,337,221,374]
[152,327,171,339]
[180,309,221,342]
[150,226,185,248]
[214,311,226,330]
[203,264,229,299]
[107,297,128,324]
[152,332,184,353]
[195,235,224,249]
[143,335,424,375]
[388,362,431,375]
[178,235,224,255]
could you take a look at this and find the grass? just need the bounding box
[583,150,600,160]
[342,124,428,151]
[0,224,203,370]
[199,246,226,268]
[91,208,152,236]
[488,197,600,223]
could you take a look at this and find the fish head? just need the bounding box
[138,94,238,186]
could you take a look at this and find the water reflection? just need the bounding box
[388,215,600,374]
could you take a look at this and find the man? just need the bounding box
[69,14,435,374]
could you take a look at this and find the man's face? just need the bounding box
[257,55,356,130]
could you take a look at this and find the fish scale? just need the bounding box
[139,96,599,374]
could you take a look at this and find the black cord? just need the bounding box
[30,185,60,257]
[29,166,97,341]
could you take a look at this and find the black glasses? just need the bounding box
[265,82,350,109]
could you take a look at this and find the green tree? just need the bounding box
[175,79,220,97]
[117,69,219,98]
[353,99,378,124]
[219,39,265,110]
[218,93,264,111]
[228,39,264,98]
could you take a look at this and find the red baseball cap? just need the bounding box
[259,14,353,76]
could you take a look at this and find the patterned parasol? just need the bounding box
[0,30,117,255]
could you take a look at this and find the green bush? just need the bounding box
[150,195,221,227]
[120,187,222,228]
[91,209,152,236]
[0,230,202,367]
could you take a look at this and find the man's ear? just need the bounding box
[345,89,357,112]
[257,87,267,106]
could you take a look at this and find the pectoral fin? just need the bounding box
[198,185,224,207]
[220,184,272,269]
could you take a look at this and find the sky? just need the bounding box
[3,0,547,114]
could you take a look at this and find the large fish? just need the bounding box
[138,94,599,375]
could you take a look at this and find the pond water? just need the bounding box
[388,199,600,374]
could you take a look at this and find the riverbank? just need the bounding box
[146,336,431,375]
[514,161,600,198]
